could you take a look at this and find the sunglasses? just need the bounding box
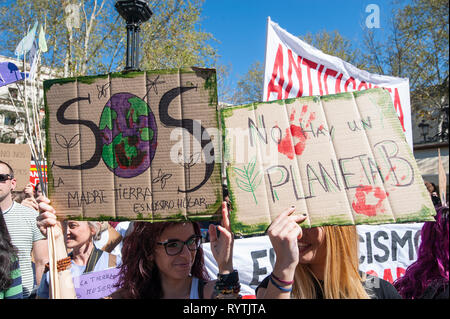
[0,174,13,182]
[157,235,202,256]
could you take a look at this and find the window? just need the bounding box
[8,87,19,99]
[3,114,16,125]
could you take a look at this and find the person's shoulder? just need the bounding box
[96,250,121,270]
[363,273,402,299]
[421,282,449,299]
[11,202,38,216]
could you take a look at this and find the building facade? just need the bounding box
[0,55,57,144]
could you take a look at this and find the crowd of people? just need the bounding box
[1,159,448,299]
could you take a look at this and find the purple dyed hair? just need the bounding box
[394,206,449,299]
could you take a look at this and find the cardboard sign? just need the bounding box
[44,68,222,221]
[222,88,435,235]
[0,143,31,190]
[73,267,119,299]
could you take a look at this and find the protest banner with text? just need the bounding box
[222,88,434,235]
[263,17,413,148]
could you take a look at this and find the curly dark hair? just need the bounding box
[116,221,210,298]
[0,211,18,292]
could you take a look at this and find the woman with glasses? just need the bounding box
[108,201,239,299]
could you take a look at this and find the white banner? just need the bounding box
[203,235,274,297]
[203,223,423,295]
[358,223,423,282]
[262,17,413,148]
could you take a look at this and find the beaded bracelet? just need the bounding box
[214,270,241,299]
[44,257,72,273]
[269,275,293,293]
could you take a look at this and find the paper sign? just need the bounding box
[0,143,31,190]
[44,68,222,221]
[222,88,435,235]
[72,267,119,299]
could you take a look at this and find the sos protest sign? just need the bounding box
[263,17,413,148]
[222,89,434,235]
[44,68,222,221]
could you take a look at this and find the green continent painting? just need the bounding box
[99,93,157,178]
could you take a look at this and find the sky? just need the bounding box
[0,0,407,94]
[200,0,405,91]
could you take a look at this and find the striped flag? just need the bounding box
[14,21,38,57]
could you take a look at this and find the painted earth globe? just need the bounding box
[99,93,157,178]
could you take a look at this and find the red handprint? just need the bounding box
[278,105,316,160]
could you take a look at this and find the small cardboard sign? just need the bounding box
[72,267,119,299]
[44,68,222,221]
[0,143,31,190]
[222,89,435,235]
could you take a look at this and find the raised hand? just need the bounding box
[208,201,234,274]
[266,206,307,281]
[36,195,63,239]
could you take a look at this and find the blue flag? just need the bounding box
[0,62,28,87]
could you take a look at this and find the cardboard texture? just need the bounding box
[0,143,31,190]
[44,68,222,221]
[222,88,435,235]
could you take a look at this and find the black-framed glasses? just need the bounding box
[0,174,13,182]
[157,235,202,256]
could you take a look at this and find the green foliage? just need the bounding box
[140,0,219,70]
[363,0,449,123]
[0,0,219,76]
[232,61,264,105]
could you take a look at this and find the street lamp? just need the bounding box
[115,0,152,71]
[418,119,430,143]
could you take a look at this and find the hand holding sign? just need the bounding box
[36,195,62,239]
[209,202,234,274]
[266,207,307,280]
